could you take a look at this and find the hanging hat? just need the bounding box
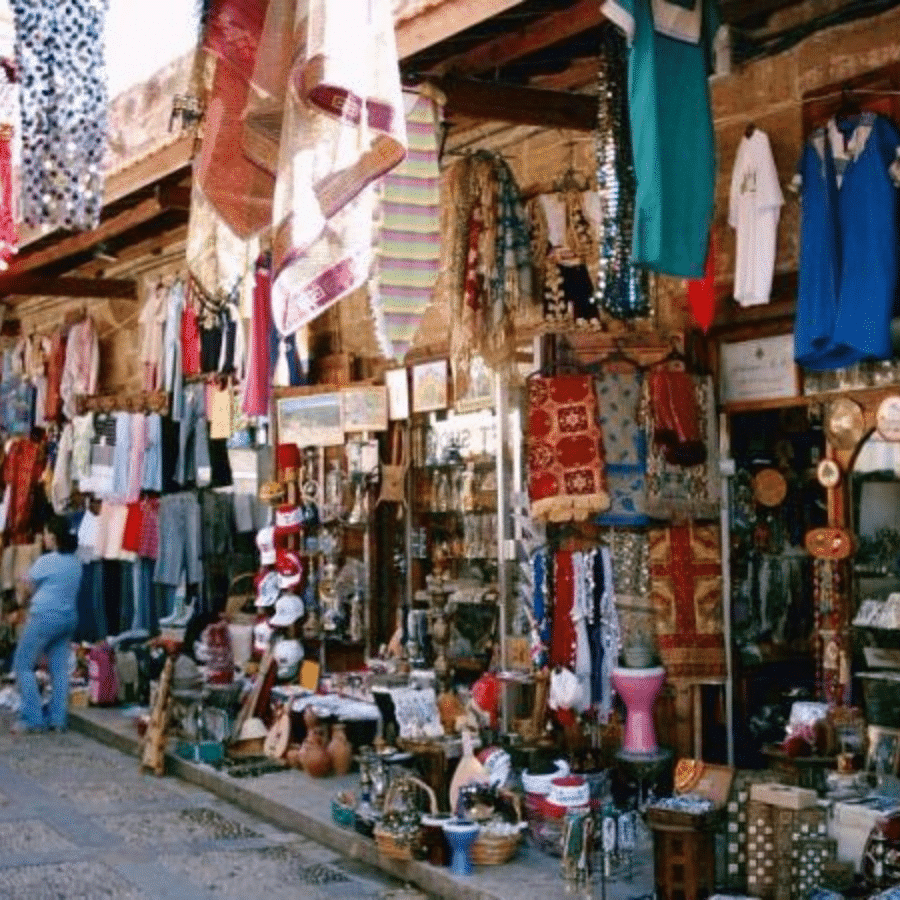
[274,504,303,539]
[255,570,280,607]
[270,592,305,627]
[276,443,301,476]
[276,549,303,590]
[256,526,276,566]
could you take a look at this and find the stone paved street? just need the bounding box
[0,720,426,900]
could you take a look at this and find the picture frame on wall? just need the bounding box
[385,368,409,420]
[455,354,494,413]
[275,391,344,447]
[719,333,798,404]
[866,725,900,776]
[342,385,388,433]
[411,359,448,413]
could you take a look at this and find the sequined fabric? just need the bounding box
[11,0,109,230]
[594,26,649,320]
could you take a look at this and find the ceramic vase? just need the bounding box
[327,723,353,776]
[301,727,333,778]
[442,819,479,876]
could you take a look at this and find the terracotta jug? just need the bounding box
[327,722,353,776]
[301,726,332,778]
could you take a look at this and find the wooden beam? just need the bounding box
[396,0,526,60]
[0,276,136,300]
[432,0,603,75]
[435,76,598,131]
[7,195,174,278]
[532,56,601,92]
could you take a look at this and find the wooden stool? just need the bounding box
[649,818,717,900]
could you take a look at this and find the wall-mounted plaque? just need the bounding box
[719,334,798,404]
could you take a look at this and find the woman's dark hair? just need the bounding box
[46,514,77,553]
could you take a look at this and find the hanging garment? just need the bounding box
[181,303,201,377]
[609,529,653,659]
[44,326,67,422]
[728,128,784,307]
[163,281,185,422]
[10,0,108,230]
[594,370,648,526]
[265,0,407,344]
[51,422,74,513]
[526,375,609,522]
[648,367,706,466]
[242,254,273,416]
[1,437,42,543]
[60,317,99,421]
[0,125,16,268]
[649,523,726,680]
[551,550,577,670]
[372,91,443,362]
[139,281,168,391]
[70,413,94,485]
[794,113,900,370]
[88,412,116,498]
[644,373,720,520]
[602,0,719,278]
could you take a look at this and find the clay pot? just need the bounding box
[301,727,333,778]
[303,705,319,734]
[327,723,353,776]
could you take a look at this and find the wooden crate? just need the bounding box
[651,823,717,900]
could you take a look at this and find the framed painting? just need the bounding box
[275,391,344,447]
[342,385,388,433]
[411,359,448,413]
[867,725,900,776]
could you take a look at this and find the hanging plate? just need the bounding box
[825,397,865,451]
[876,395,900,441]
[753,468,788,506]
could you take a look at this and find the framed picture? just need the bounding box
[866,725,900,775]
[386,368,409,420]
[455,354,494,413]
[342,385,388,433]
[411,359,448,413]
[719,333,798,404]
[275,391,344,447]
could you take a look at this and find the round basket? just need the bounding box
[470,791,523,866]
[373,775,437,861]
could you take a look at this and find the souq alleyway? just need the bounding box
[0,722,425,900]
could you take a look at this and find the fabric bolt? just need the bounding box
[649,523,726,680]
[644,373,720,520]
[10,0,109,230]
[43,326,67,421]
[140,413,162,493]
[175,382,212,487]
[139,280,168,391]
[163,280,186,422]
[526,375,609,522]
[594,370,648,525]
[602,0,719,278]
[181,303,201,377]
[794,113,900,370]
[373,90,443,361]
[261,0,407,345]
[242,254,273,416]
[2,437,42,543]
[50,422,74,513]
[728,128,784,306]
[154,491,202,586]
[60,316,99,420]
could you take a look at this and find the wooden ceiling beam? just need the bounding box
[0,276,137,301]
[397,0,526,60]
[431,0,603,76]
[531,56,600,92]
[435,75,598,130]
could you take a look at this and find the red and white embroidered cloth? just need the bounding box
[526,375,609,522]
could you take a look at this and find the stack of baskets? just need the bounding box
[373,776,437,861]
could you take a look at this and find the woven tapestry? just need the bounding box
[527,375,609,522]
[649,523,726,680]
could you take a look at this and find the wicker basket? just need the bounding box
[470,791,523,866]
[373,775,437,861]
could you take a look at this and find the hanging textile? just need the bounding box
[687,234,716,333]
[644,373,720,520]
[609,529,653,664]
[371,90,443,362]
[594,370,648,526]
[10,0,109,230]
[649,523,726,681]
[594,24,649,318]
[526,375,609,522]
[265,0,407,348]
[2,436,42,544]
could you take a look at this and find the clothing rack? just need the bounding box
[76,390,169,416]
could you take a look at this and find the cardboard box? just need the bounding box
[750,782,818,810]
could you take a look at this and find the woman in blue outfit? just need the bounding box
[12,514,82,733]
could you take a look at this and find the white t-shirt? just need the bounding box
[728,129,784,306]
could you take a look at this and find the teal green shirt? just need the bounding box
[603,0,719,279]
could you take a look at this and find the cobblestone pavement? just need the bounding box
[0,718,427,900]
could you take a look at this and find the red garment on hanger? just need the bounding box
[687,235,716,333]
[181,305,201,377]
[242,255,273,417]
[44,326,67,421]
[2,438,42,543]
[648,368,706,467]
[550,550,576,670]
